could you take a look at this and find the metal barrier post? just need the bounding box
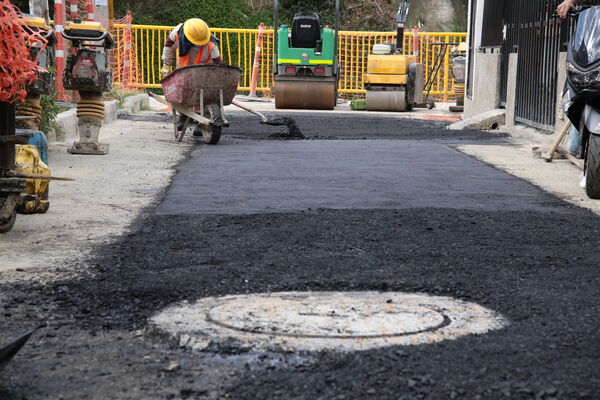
[86,0,94,20]
[249,23,264,97]
[237,23,270,102]
[54,0,66,100]
[412,27,419,60]
[123,11,132,87]
[69,0,78,21]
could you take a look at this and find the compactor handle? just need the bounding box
[395,2,410,53]
[62,30,115,49]
[42,29,54,40]
[41,29,57,46]
[62,30,108,42]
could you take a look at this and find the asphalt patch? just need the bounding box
[0,114,595,398]
[224,110,509,142]
[155,140,569,215]
[263,117,305,140]
[2,207,600,398]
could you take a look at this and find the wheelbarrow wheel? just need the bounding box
[202,103,222,145]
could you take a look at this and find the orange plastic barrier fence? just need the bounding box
[0,0,47,102]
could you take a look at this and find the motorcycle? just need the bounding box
[562,4,600,199]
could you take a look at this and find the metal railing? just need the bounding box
[111,24,466,101]
[488,0,600,130]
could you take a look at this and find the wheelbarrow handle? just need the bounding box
[148,92,170,107]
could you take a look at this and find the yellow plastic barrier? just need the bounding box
[111,24,466,101]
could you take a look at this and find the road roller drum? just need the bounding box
[366,90,408,112]
[274,80,336,110]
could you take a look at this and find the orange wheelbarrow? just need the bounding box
[149,64,279,144]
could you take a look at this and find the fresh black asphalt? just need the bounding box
[1,111,599,400]
[156,140,564,215]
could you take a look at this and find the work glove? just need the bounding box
[160,64,172,78]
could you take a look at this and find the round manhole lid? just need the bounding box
[207,296,447,338]
[150,291,507,352]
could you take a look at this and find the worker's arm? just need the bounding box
[211,45,223,64]
[161,24,181,76]
[557,0,580,18]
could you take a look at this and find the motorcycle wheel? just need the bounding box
[585,133,600,199]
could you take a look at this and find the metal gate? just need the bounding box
[478,0,600,131]
[512,0,562,131]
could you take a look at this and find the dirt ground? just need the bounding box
[0,114,189,278]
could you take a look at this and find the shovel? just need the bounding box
[0,330,35,371]
[231,100,304,138]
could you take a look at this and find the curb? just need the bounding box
[120,94,150,115]
[51,94,150,143]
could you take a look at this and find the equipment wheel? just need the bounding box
[0,206,16,234]
[426,96,435,110]
[202,103,222,145]
[585,132,600,199]
[39,185,50,214]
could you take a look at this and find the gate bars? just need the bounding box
[481,0,600,131]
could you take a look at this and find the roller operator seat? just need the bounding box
[291,12,322,48]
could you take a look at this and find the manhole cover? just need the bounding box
[150,292,507,352]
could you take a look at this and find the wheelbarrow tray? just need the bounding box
[160,64,242,107]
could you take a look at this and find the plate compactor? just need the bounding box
[273,0,339,110]
[365,2,424,112]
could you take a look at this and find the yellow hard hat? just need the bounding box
[183,18,210,46]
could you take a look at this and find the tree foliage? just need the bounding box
[12,0,466,32]
[117,0,271,27]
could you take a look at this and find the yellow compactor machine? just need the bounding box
[364,2,424,112]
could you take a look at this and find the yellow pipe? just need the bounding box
[151,28,155,84]
[137,28,144,85]
[226,32,232,64]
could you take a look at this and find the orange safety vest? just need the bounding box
[178,40,215,67]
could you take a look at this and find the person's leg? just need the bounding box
[177,113,186,131]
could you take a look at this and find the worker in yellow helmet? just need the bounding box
[161,18,223,134]
[160,18,222,78]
